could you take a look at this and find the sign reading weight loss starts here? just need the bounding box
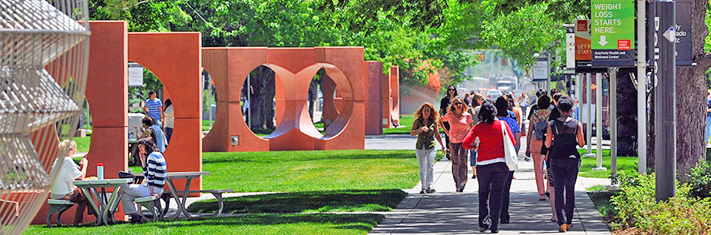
[591,0,635,68]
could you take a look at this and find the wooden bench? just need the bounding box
[188,189,233,216]
[135,195,164,222]
[46,199,75,227]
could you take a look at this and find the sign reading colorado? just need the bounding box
[591,0,635,67]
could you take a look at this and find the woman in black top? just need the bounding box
[544,97,585,233]
[439,85,457,160]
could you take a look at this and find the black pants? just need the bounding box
[501,171,514,222]
[476,162,509,230]
[443,123,451,157]
[551,158,580,226]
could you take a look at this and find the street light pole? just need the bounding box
[637,0,647,175]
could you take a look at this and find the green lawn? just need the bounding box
[201,150,421,192]
[74,136,91,153]
[383,115,423,135]
[577,149,638,178]
[24,213,383,235]
[586,186,618,220]
[188,189,406,214]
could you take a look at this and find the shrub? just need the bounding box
[611,173,711,234]
[687,160,711,199]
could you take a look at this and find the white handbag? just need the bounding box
[501,120,519,171]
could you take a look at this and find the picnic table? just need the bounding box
[73,178,132,225]
[132,171,210,218]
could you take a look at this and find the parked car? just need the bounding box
[486,90,502,101]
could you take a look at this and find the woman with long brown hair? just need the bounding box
[411,103,446,194]
[439,97,474,192]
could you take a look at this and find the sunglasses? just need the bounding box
[448,89,456,91]
[453,103,463,105]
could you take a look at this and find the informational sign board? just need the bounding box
[575,19,592,69]
[591,0,635,67]
[532,58,549,82]
[128,63,144,87]
[647,0,692,66]
[566,25,576,69]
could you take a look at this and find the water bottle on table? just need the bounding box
[97,163,104,180]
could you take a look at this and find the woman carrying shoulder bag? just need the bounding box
[544,97,585,233]
[463,101,516,233]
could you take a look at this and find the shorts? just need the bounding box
[469,150,477,166]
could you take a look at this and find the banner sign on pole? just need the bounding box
[566,25,576,70]
[575,19,592,69]
[533,57,549,82]
[675,0,692,66]
[591,0,635,68]
[128,62,144,87]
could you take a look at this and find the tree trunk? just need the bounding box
[249,66,276,132]
[617,68,637,156]
[674,0,710,182]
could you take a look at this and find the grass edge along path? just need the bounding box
[25,213,385,235]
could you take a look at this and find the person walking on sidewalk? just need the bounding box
[411,103,446,194]
[439,85,458,160]
[545,97,585,232]
[469,93,485,179]
[463,101,516,233]
[525,95,551,201]
[495,97,521,225]
[439,97,473,192]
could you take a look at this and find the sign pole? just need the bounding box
[586,73,594,157]
[594,72,606,171]
[610,67,618,184]
[654,0,676,202]
[637,0,647,175]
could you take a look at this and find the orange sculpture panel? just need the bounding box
[364,61,383,135]
[127,32,203,193]
[201,47,365,151]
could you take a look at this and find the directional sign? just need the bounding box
[575,19,592,70]
[591,0,635,67]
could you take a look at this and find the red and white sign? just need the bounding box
[575,20,592,61]
[617,40,631,50]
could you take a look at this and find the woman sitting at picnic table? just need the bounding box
[50,139,95,225]
[120,137,167,223]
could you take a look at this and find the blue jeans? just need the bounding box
[706,116,711,143]
[469,150,477,166]
[165,127,173,144]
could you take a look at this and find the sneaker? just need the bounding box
[558,224,567,232]
[420,189,426,194]
[524,156,531,162]
[472,174,477,179]
[130,214,142,223]
[565,224,573,230]
[427,188,436,193]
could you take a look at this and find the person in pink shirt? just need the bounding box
[438,97,473,192]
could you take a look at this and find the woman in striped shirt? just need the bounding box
[121,137,167,223]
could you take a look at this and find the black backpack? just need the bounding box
[550,119,582,159]
[532,112,549,140]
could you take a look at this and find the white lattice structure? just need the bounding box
[0,0,89,233]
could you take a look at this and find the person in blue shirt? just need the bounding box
[495,96,521,225]
[135,117,166,153]
[120,137,167,223]
[143,90,163,126]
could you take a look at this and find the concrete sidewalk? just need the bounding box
[370,156,611,235]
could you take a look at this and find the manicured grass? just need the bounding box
[201,150,421,192]
[382,115,414,135]
[187,189,407,214]
[586,188,618,220]
[24,213,384,235]
[74,136,91,153]
[578,149,637,178]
